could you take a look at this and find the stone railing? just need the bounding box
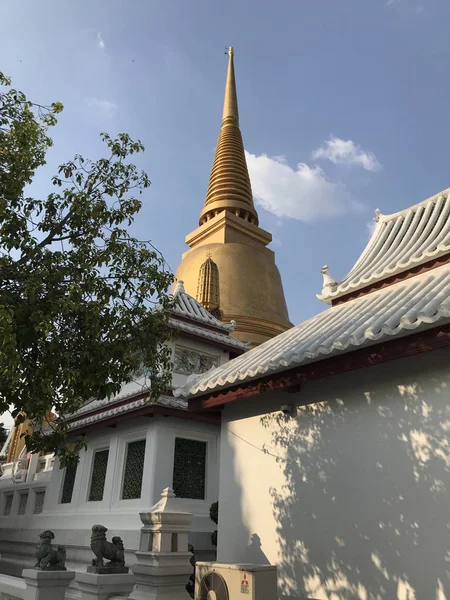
[0,488,212,600]
[0,573,26,599]
[0,571,75,600]
[0,453,54,487]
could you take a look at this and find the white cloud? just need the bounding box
[85,98,117,118]
[97,31,106,50]
[312,137,381,172]
[245,151,361,222]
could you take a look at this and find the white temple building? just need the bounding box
[176,189,450,600]
[0,281,248,576]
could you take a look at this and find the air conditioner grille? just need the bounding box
[198,571,229,600]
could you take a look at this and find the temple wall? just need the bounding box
[0,414,219,576]
[217,347,450,600]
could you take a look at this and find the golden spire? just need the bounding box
[222,47,239,124]
[196,253,221,316]
[199,47,259,227]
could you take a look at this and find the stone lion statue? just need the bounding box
[13,456,28,483]
[90,524,125,568]
[34,530,66,571]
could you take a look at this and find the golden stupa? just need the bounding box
[173,48,292,346]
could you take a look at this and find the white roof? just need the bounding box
[169,317,249,351]
[65,281,248,428]
[171,280,235,332]
[318,188,450,303]
[175,263,450,398]
[67,394,187,431]
[170,280,249,351]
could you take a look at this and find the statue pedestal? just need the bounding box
[87,565,130,574]
[22,569,75,600]
[76,571,135,600]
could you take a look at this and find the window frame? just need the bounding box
[3,493,13,516]
[87,447,110,502]
[172,437,208,501]
[59,462,78,505]
[111,426,152,510]
[33,488,46,514]
[17,491,29,515]
[121,438,147,501]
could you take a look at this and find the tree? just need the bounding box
[209,501,218,547]
[0,423,8,449]
[0,72,174,465]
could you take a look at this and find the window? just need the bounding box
[122,439,146,500]
[88,449,109,501]
[18,493,28,515]
[4,494,13,516]
[34,491,45,514]
[172,438,207,500]
[60,464,77,504]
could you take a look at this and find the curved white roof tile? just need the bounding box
[318,188,450,302]
[169,317,249,351]
[171,280,236,332]
[175,264,450,398]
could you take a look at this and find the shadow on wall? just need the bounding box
[247,534,270,565]
[261,366,450,600]
[217,412,271,570]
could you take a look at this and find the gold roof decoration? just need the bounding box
[200,47,258,227]
[196,253,221,318]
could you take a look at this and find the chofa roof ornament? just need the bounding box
[320,265,338,299]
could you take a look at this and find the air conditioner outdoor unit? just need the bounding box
[195,562,277,600]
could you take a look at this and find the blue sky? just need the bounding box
[1,0,450,329]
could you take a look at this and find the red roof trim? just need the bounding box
[333,252,450,306]
[65,390,151,423]
[188,324,450,411]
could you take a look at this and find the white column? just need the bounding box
[128,487,193,600]
[26,454,40,483]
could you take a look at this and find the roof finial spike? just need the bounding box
[173,280,185,295]
[222,46,239,124]
[320,265,338,297]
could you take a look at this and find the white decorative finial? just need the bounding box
[173,280,185,295]
[373,208,382,223]
[320,265,337,296]
[161,487,176,498]
[229,319,237,331]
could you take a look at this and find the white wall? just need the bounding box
[218,347,450,600]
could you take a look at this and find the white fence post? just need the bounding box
[128,487,193,600]
[75,572,134,600]
[22,569,75,600]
